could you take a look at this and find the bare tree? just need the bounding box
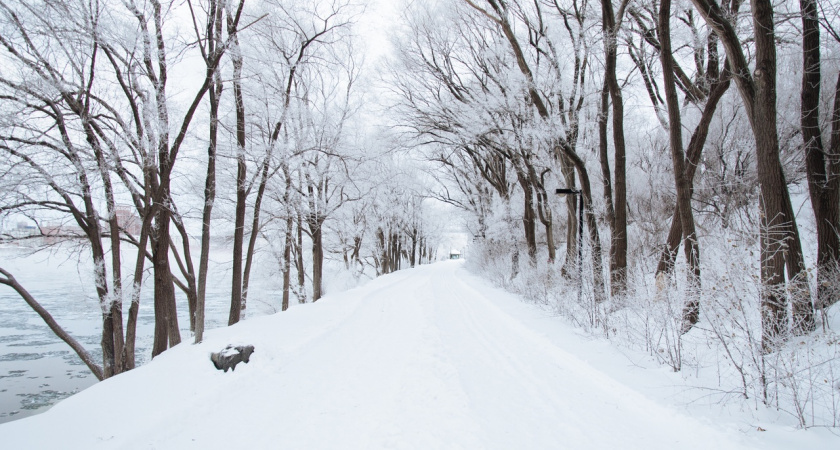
[226,0,357,321]
[799,0,840,310]
[192,0,226,344]
[598,0,631,295]
[658,0,701,332]
[460,0,607,300]
[690,0,814,347]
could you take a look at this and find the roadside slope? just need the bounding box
[0,261,783,448]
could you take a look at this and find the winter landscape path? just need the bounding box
[0,261,762,449]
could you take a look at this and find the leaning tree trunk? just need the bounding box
[241,156,271,318]
[655,73,730,279]
[124,208,151,369]
[0,269,104,381]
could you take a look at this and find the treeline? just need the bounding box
[390,0,840,352]
[0,0,441,380]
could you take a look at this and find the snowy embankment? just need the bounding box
[0,261,835,449]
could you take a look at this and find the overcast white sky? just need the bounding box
[355,0,401,63]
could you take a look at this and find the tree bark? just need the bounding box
[655,71,730,277]
[691,0,814,348]
[124,209,151,369]
[311,218,325,301]
[559,155,578,272]
[800,0,840,310]
[602,0,628,296]
[242,156,270,316]
[518,172,538,263]
[195,0,224,344]
[296,213,306,303]
[229,16,247,326]
[659,0,701,333]
[151,195,181,357]
[282,212,293,311]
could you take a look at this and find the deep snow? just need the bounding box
[0,260,836,449]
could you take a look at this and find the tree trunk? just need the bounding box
[311,218,324,301]
[410,228,417,267]
[518,172,538,263]
[97,158,125,375]
[559,155,578,273]
[597,80,616,236]
[655,72,730,278]
[282,212,293,311]
[753,0,813,345]
[170,215,198,333]
[124,209,151,369]
[195,1,224,343]
[822,71,840,309]
[691,0,814,348]
[229,22,247,326]
[196,77,220,343]
[659,0,701,333]
[602,0,628,296]
[242,156,270,317]
[800,0,840,310]
[535,188,555,263]
[376,227,387,275]
[296,214,306,303]
[151,198,181,357]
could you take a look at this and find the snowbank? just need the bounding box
[1,261,836,449]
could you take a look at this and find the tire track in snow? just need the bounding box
[429,262,755,450]
[365,268,486,449]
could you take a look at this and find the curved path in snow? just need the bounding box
[0,260,757,449]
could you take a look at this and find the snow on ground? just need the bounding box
[0,260,836,449]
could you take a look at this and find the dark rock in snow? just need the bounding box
[210,345,255,372]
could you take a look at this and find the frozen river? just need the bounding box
[0,244,281,423]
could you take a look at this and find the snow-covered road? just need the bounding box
[0,261,759,449]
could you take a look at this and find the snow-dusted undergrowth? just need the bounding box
[466,236,840,429]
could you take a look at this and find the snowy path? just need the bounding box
[0,261,758,449]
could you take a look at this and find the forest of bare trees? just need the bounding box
[390,0,840,346]
[386,0,840,426]
[2,0,840,428]
[0,0,442,379]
